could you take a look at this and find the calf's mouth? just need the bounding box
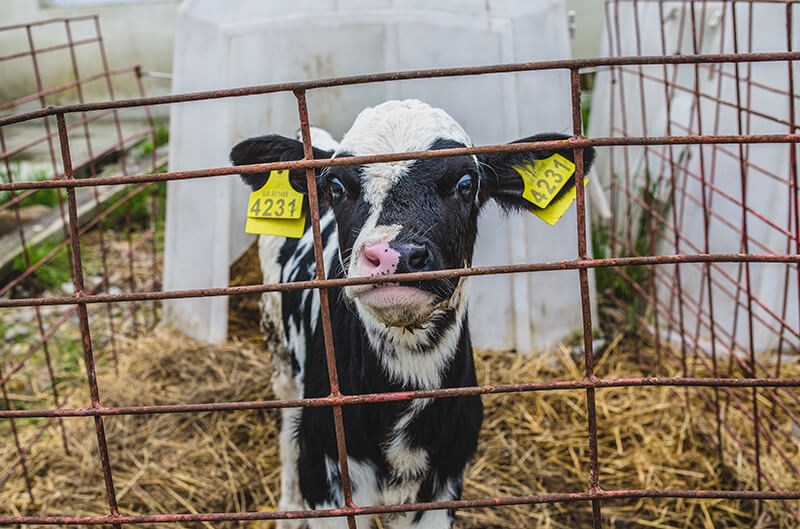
[348,283,439,328]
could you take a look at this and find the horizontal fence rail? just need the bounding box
[1,376,799,419]
[0,254,798,308]
[4,50,800,127]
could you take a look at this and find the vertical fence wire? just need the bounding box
[295,89,359,529]
[64,17,119,368]
[602,0,800,521]
[56,111,123,528]
[570,67,605,528]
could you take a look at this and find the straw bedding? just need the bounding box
[1,249,798,528]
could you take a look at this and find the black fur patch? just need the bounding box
[230,134,334,193]
[478,133,596,213]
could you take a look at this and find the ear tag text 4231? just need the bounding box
[245,169,306,238]
[513,153,583,226]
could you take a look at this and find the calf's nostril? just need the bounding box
[408,246,429,271]
[362,246,382,268]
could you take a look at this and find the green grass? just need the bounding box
[581,95,592,132]
[103,132,168,230]
[0,164,65,209]
[592,173,672,331]
[101,179,167,231]
[7,242,72,293]
[0,322,84,434]
[138,123,169,157]
[2,160,167,296]
[101,125,169,230]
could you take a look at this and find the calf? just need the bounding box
[232,99,595,529]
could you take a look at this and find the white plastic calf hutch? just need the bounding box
[163,0,594,351]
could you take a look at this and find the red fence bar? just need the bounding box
[1,375,798,420]
[5,51,800,128]
[295,89,358,529]
[570,66,604,528]
[0,66,140,112]
[1,488,799,526]
[1,253,797,310]
[55,112,122,528]
[6,133,800,193]
[0,36,100,63]
[0,15,98,32]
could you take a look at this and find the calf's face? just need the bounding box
[232,100,594,329]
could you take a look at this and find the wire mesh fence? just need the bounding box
[0,14,164,502]
[0,2,799,528]
[592,0,800,522]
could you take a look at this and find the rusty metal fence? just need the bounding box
[0,2,799,528]
[596,0,800,523]
[0,14,165,503]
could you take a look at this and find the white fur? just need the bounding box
[359,308,463,389]
[285,227,315,283]
[308,457,381,529]
[384,400,430,476]
[357,281,468,390]
[310,217,340,331]
[312,454,456,529]
[296,126,341,153]
[276,406,304,529]
[335,100,472,160]
[388,477,459,529]
[259,235,305,529]
[258,235,286,343]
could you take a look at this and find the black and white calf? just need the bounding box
[232,100,595,529]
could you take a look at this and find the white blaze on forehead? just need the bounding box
[338,100,474,285]
[336,99,472,158]
[335,99,473,208]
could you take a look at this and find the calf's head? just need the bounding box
[232,100,594,329]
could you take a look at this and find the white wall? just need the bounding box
[566,0,606,58]
[0,0,605,111]
[0,0,605,107]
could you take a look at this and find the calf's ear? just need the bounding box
[477,133,595,212]
[230,134,334,192]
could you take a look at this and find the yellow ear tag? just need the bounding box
[532,177,588,226]
[514,153,576,208]
[513,153,583,226]
[245,169,306,238]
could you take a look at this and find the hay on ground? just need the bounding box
[1,326,798,528]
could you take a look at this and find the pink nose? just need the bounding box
[357,241,400,276]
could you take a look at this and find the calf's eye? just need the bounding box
[329,177,346,201]
[456,174,473,200]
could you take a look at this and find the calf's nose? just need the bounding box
[396,242,430,273]
[359,241,400,276]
